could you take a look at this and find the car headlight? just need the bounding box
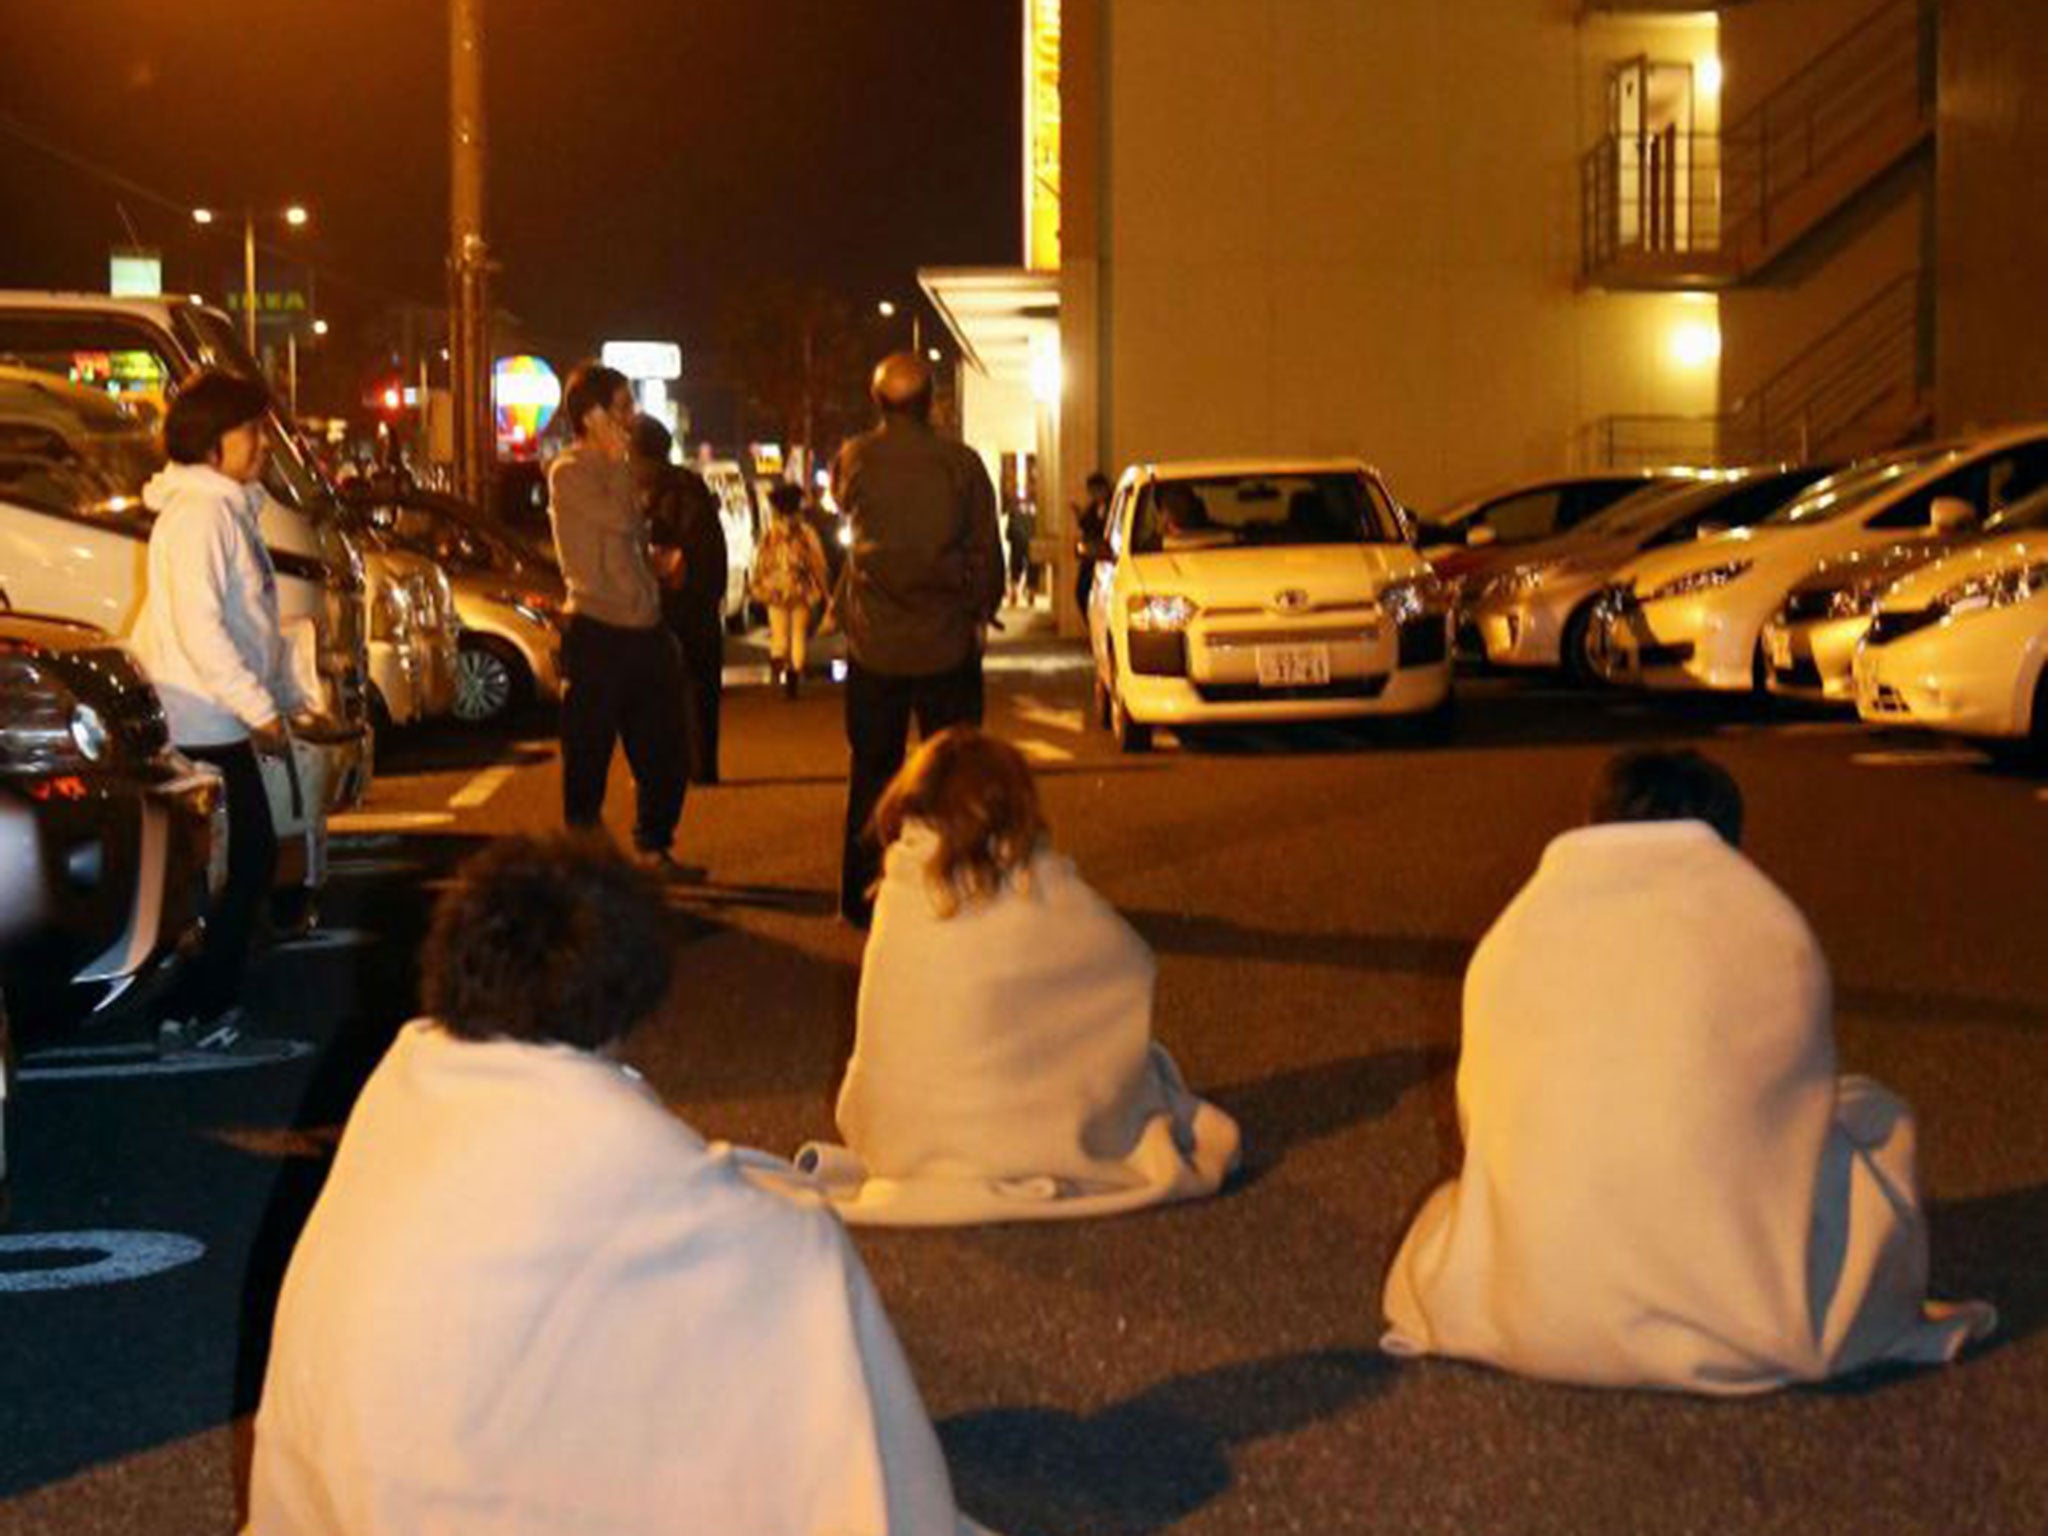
[1379,575,1447,626]
[1929,561,2048,621]
[1127,593,1198,632]
[1645,559,1752,601]
[0,655,110,772]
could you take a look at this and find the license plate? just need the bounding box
[1255,645,1331,687]
[1765,626,1794,671]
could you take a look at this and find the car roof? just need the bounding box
[1124,458,1378,482]
[0,290,204,321]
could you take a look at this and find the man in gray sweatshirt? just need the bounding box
[549,363,689,871]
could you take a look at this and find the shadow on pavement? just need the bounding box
[940,1348,1391,1536]
[1126,910,1473,979]
[1931,1181,2048,1349]
[1208,1047,1455,1180]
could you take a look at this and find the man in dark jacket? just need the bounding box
[830,352,1004,925]
[634,417,729,785]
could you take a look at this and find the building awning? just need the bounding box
[918,268,1060,394]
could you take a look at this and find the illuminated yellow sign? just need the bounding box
[1025,0,1061,271]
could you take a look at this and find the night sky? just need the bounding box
[0,1,1022,358]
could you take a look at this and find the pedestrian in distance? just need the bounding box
[1003,493,1038,608]
[131,369,309,1055]
[549,363,692,876]
[830,351,1004,927]
[249,834,998,1535]
[1071,470,1112,618]
[1381,748,1995,1393]
[796,727,1240,1225]
[751,482,832,700]
[633,416,729,785]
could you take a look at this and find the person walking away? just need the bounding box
[830,352,1004,926]
[1071,471,1112,618]
[131,370,307,1053]
[634,417,728,784]
[549,363,691,875]
[752,483,831,699]
[1004,494,1038,609]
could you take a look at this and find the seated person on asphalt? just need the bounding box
[796,727,1239,1224]
[1380,748,1994,1394]
[249,834,992,1535]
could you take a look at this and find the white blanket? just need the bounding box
[797,826,1239,1226]
[250,1020,989,1534]
[1382,821,1994,1394]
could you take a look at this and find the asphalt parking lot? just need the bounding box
[2,656,2045,1535]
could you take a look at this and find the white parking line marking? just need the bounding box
[19,1038,316,1082]
[1850,749,1990,769]
[329,811,456,833]
[1016,738,1076,764]
[448,765,518,809]
[0,1231,207,1294]
[1012,698,1087,734]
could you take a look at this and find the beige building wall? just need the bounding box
[1063,0,1722,518]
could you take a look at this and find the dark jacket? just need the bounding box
[830,416,1003,677]
[647,464,728,627]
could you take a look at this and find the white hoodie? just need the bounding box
[130,463,305,747]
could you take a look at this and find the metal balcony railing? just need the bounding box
[1579,271,1931,471]
[1581,0,1931,284]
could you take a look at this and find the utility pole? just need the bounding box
[449,0,494,507]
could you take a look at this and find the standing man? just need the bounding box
[550,363,691,874]
[1071,470,1113,618]
[634,417,729,785]
[832,352,1003,926]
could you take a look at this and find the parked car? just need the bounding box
[1853,524,2048,751]
[326,503,461,728]
[1465,468,1828,682]
[1419,473,1675,587]
[366,492,566,725]
[1762,483,2048,706]
[0,361,362,893]
[1088,460,1451,751]
[0,292,373,805]
[1593,430,2048,692]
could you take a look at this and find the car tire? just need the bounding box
[1561,602,1603,688]
[1092,670,1113,730]
[453,635,531,726]
[1,988,14,1232]
[1111,687,1153,754]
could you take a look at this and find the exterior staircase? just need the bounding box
[1579,269,1933,469]
[1580,0,1932,289]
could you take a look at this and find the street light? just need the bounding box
[876,298,922,353]
[192,203,311,351]
[311,318,330,337]
[876,300,898,319]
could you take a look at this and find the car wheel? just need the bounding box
[1561,602,1603,688]
[1092,670,1113,730]
[453,636,530,726]
[1111,687,1153,754]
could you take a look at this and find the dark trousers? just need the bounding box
[175,741,278,1023]
[840,654,984,920]
[560,614,688,852]
[669,604,725,784]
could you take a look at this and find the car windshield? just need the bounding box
[385,502,526,573]
[1762,449,1955,527]
[1568,479,1706,539]
[1131,472,1400,554]
[171,305,335,519]
[0,367,161,519]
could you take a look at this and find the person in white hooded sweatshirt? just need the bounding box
[131,370,309,1047]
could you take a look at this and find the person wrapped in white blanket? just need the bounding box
[1382,749,1995,1394]
[249,835,992,1535]
[797,726,1239,1225]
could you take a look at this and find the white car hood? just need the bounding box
[1878,531,2048,610]
[1616,520,1883,598]
[1130,544,1426,609]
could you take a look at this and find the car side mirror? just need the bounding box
[1465,524,1499,548]
[1694,520,1729,541]
[1929,495,1978,535]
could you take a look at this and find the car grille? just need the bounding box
[1193,676,1389,705]
[1864,608,1941,648]
[1865,684,1910,715]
